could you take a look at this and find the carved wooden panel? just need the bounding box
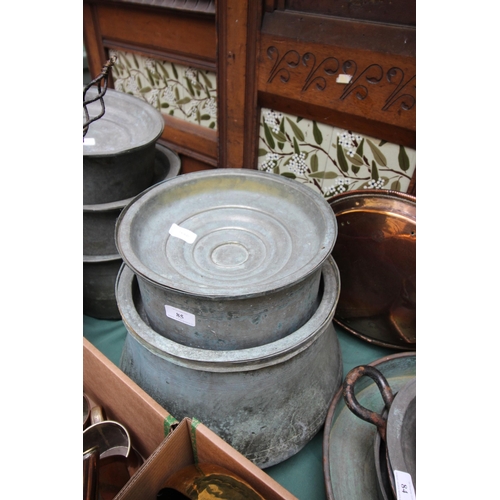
[259,39,415,134]
[255,8,416,151]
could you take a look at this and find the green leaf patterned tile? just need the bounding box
[257,108,416,201]
[259,108,333,193]
[108,49,217,130]
[312,121,323,145]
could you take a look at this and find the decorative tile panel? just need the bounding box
[109,49,217,129]
[257,108,416,200]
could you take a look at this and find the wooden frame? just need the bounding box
[216,1,415,189]
[83,0,218,172]
[84,0,416,191]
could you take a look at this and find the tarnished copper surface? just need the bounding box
[329,190,416,350]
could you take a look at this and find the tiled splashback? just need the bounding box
[258,108,416,200]
[109,49,217,130]
[105,53,415,193]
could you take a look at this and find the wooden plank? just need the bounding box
[84,3,108,79]
[83,338,171,459]
[96,3,216,62]
[216,0,251,168]
[261,10,415,57]
[160,115,217,164]
[115,419,298,500]
[98,0,216,14]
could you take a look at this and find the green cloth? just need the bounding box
[83,315,394,499]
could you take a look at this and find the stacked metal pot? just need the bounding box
[83,87,180,319]
[114,168,344,468]
[323,352,416,500]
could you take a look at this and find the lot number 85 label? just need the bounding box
[165,305,196,327]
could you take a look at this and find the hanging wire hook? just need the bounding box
[83,56,117,139]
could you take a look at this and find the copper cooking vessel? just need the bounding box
[329,190,416,350]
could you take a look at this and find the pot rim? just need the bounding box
[328,189,416,206]
[83,253,122,263]
[83,144,181,212]
[115,256,340,371]
[115,169,338,299]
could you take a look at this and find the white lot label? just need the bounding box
[165,305,196,327]
[83,137,96,146]
[169,223,197,244]
[394,470,416,500]
[336,73,353,84]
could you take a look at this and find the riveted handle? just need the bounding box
[343,365,395,441]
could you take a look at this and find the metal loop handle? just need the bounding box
[342,365,395,441]
[83,56,116,139]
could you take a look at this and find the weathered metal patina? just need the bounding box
[83,255,123,320]
[115,168,337,350]
[83,145,181,257]
[343,365,416,499]
[323,352,416,500]
[116,257,342,468]
[83,87,164,205]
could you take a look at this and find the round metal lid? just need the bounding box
[83,87,164,156]
[116,169,337,298]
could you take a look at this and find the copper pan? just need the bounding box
[328,190,416,350]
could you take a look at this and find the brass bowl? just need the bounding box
[158,464,265,500]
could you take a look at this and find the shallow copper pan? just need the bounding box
[328,190,416,350]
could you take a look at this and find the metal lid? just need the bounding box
[116,169,337,298]
[83,87,164,156]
